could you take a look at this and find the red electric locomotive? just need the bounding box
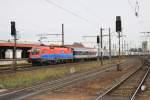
[29,46,73,65]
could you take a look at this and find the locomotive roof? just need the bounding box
[65,45,95,49]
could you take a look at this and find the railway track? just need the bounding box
[0,61,100,74]
[0,59,133,100]
[133,66,150,100]
[0,58,129,74]
[130,66,150,100]
[95,65,150,100]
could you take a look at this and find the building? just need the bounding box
[0,40,41,59]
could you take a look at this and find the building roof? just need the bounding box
[65,42,85,48]
[0,42,41,48]
[0,41,93,49]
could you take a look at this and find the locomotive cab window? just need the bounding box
[41,49,48,54]
[31,48,40,55]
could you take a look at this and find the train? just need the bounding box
[29,45,98,65]
[29,45,130,65]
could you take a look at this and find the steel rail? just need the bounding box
[1,61,127,94]
[0,58,132,93]
[0,61,101,73]
[0,58,130,74]
[130,66,150,100]
[95,65,142,100]
[0,58,136,100]
[15,67,113,100]
[1,60,104,71]
[0,63,118,100]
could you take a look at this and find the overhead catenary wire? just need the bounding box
[127,0,140,18]
[45,0,89,23]
[127,0,135,14]
[135,1,139,17]
[45,0,103,28]
[127,0,147,34]
[133,1,149,36]
[77,0,104,22]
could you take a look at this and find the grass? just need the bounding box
[0,60,31,69]
[0,58,126,89]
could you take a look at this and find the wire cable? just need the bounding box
[45,0,89,22]
[127,0,135,13]
[78,0,103,22]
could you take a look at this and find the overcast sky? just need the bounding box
[0,0,150,48]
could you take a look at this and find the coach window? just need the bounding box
[86,51,88,55]
[80,51,82,55]
[81,51,83,55]
[77,51,80,55]
[77,51,79,55]
[31,48,40,55]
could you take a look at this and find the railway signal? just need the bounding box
[96,35,100,61]
[100,28,105,66]
[11,21,16,36]
[116,16,122,32]
[11,21,17,71]
[97,36,100,43]
[97,35,100,61]
[116,16,122,71]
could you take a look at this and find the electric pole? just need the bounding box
[100,28,104,66]
[36,24,65,46]
[118,31,121,66]
[122,35,123,55]
[121,34,127,56]
[109,28,111,63]
[82,28,114,65]
[62,24,64,46]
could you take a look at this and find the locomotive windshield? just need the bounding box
[31,48,40,55]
